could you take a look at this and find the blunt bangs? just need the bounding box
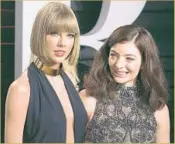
[45,12,79,35]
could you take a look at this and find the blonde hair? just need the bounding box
[30,2,80,85]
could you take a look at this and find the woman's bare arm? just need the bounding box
[5,73,30,143]
[154,104,170,143]
[79,89,96,122]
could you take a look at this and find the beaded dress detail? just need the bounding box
[85,84,157,143]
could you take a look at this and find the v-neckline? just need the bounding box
[43,71,74,117]
[42,71,75,141]
[27,62,88,143]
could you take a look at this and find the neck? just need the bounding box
[33,60,62,76]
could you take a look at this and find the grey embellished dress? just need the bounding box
[85,85,157,143]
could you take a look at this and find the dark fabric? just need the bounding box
[23,62,88,143]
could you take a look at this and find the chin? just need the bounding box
[115,79,135,87]
[114,77,127,83]
[54,58,66,63]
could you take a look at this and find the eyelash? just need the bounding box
[49,32,75,38]
[67,33,75,38]
[126,57,135,61]
[50,32,58,36]
[110,53,135,61]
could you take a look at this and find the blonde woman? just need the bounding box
[5,2,88,143]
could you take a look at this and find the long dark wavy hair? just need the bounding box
[85,25,169,111]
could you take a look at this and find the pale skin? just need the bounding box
[154,105,170,143]
[5,32,77,143]
[5,71,30,143]
[79,41,170,143]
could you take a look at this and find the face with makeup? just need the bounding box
[108,41,142,87]
[45,32,75,67]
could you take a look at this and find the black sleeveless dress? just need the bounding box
[85,85,157,143]
[23,62,88,143]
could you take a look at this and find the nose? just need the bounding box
[57,36,66,47]
[115,58,125,69]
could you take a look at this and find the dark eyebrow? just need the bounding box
[125,54,136,58]
[110,50,136,58]
[110,50,118,55]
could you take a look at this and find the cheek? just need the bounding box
[68,39,75,48]
[128,63,141,74]
[108,59,113,70]
[129,57,142,71]
[108,57,115,65]
[46,39,55,48]
[67,40,75,52]
[68,41,74,50]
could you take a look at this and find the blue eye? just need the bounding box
[67,33,75,38]
[50,32,59,36]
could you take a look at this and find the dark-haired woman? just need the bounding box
[80,25,170,143]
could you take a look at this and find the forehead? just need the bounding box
[110,41,141,56]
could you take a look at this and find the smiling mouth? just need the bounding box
[113,71,129,78]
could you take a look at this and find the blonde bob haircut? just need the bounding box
[30,2,80,85]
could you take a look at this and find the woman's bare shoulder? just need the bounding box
[154,104,170,143]
[6,71,30,107]
[5,71,31,143]
[154,104,170,124]
[79,89,97,104]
